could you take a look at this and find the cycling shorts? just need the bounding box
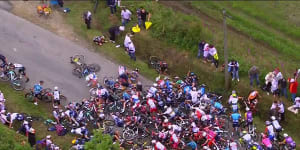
[232,122,239,128]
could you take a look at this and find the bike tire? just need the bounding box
[60,95,67,101]
[149,56,159,69]
[72,68,82,78]
[70,55,85,64]
[25,92,34,102]
[0,72,9,81]
[11,78,25,91]
[89,87,98,97]
[104,120,115,126]
[123,129,135,140]
[88,64,101,72]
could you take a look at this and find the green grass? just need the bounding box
[0,124,32,150]
[0,82,75,150]
[63,0,300,144]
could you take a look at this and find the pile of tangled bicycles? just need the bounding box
[1,54,296,150]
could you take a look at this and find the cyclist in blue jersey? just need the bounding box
[231,112,241,133]
[33,81,44,105]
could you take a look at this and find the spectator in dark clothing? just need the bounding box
[28,128,36,147]
[109,26,125,43]
[279,78,288,99]
[197,41,205,59]
[248,66,260,86]
[108,0,117,14]
[57,0,64,7]
[83,11,92,29]
[137,7,151,29]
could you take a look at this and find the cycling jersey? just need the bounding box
[230,142,238,150]
[214,102,223,110]
[132,95,139,103]
[272,120,282,131]
[262,137,272,148]
[245,111,253,123]
[53,90,60,100]
[242,134,251,142]
[154,142,166,150]
[122,92,130,100]
[187,141,197,150]
[231,113,241,123]
[285,136,296,148]
[170,133,179,143]
[33,84,43,94]
[118,66,126,75]
[248,91,258,100]
[184,86,191,94]
[190,90,198,103]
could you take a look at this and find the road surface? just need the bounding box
[0,6,152,103]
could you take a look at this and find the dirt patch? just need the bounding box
[10,1,89,48]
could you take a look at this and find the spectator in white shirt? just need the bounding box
[124,33,132,51]
[128,42,136,61]
[121,7,132,26]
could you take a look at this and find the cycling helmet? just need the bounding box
[193,87,196,91]
[53,106,59,109]
[29,128,35,134]
[54,86,58,90]
[164,119,168,123]
[190,72,195,76]
[119,26,125,31]
[202,132,207,137]
[168,125,172,129]
[153,83,158,87]
[265,121,271,125]
[151,140,156,144]
[54,147,59,150]
[283,133,288,137]
[246,107,250,111]
[23,121,29,125]
[252,146,257,150]
[99,113,105,119]
[46,135,51,139]
[242,131,247,134]
[203,146,208,149]
[200,84,206,87]
[271,116,276,121]
[232,93,237,97]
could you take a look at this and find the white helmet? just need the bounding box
[0,110,5,114]
[23,121,29,125]
[271,116,276,121]
[245,107,250,111]
[283,133,288,138]
[203,146,209,150]
[168,125,172,129]
[46,135,51,139]
[54,86,58,90]
[151,140,156,144]
[193,87,196,91]
[164,119,169,123]
[153,83,158,87]
[119,26,125,31]
[202,132,207,137]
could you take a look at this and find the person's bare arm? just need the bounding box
[147,13,151,21]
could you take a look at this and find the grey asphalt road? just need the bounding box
[0,8,152,103]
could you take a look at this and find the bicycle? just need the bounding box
[148,56,168,74]
[0,68,25,91]
[25,88,53,103]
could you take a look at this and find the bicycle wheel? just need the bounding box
[72,68,82,78]
[25,92,34,102]
[60,95,67,101]
[11,78,25,91]
[104,120,115,126]
[0,72,9,81]
[88,64,101,72]
[123,129,135,140]
[148,56,159,68]
[89,88,98,97]
[70,55,84,64]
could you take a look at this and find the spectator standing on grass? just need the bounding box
[121,7,132,26]
[208,44,219,68]
[127,41,136,61]
[137,7,151,29]
[108,25,125,43]
[202,43,209,63]
[197,41,206,59]
[279,78,288,99]
[108,0,117,15]
[228,60,239,82]
[83,11,92,29]
[288,78,298,102]
[124,33,132,51]
[248,66,260,86]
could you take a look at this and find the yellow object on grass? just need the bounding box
[145,21,152,30]
[132,25,140,33]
